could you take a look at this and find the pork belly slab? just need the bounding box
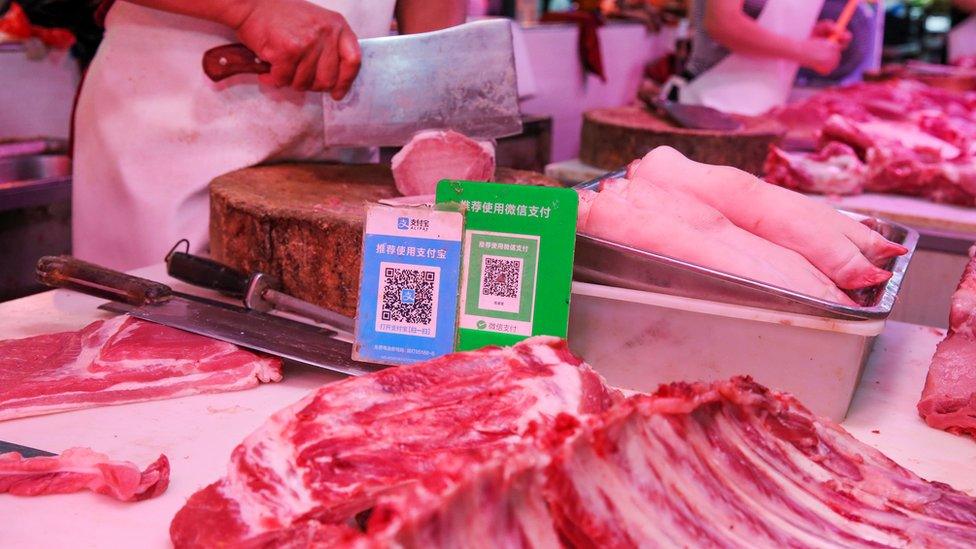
[0,316,282,421]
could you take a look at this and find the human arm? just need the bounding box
[954,0,976,12]
[703,0,844,75]
[395,0,466,34]
[124,0,360,97]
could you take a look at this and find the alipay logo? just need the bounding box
[397,217,410,230]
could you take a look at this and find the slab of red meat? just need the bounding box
[766,80,976,207]
[169,336,618,548]
[390,130,495,196]
[764,142,867,195]
[0,447,169,502]
[919,246,976,438]
[0,316,282,421]
[544,378,976,547]
[267,377,976,548]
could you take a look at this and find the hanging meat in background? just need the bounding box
[0,316,282,422]
[919,246,976,438]
[0,447,169,502]
[390,130,495,196]
[764,142,867,195]
[577,147,906,305]
[764,79,976,206]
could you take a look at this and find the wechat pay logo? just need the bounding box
[477,320,487,330]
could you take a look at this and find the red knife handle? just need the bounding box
[830,0,859,43]
[36,256,173,306]
[202,43,271,82]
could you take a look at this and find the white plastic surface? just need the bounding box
[569,281,884,421]
[1,265,974,547]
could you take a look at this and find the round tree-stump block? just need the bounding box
[210,163,559,317]
[579,106,784,175]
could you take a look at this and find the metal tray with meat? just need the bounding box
[572,169,919,321]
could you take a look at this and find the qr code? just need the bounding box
[481,256,522,299]
[379,264,438,328]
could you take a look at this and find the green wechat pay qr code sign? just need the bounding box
[436,180,578,351]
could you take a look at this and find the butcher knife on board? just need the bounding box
[202,19,522,147]
[35,256,383,377]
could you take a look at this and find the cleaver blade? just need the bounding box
[202,19,523,147]
[323,18,522,146]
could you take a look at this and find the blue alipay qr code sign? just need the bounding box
[355,233,462,365]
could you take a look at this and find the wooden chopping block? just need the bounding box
[579,106,784,175]
[210,163,560,317]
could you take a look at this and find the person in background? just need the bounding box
[949,0,976,64]
[72,0,466,271]
[686,0,851,81]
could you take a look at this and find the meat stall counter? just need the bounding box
[0,264,975,546]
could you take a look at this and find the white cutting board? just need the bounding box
[814,192,976,236]
[0,266,975,548]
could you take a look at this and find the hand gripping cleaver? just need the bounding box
[202,19,523,147]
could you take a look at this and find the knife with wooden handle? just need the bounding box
[165,248,356,336]
[36,255,172,306]
[201,44,270,82]
[36,256,381,376]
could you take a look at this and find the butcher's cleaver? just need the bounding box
[202,19,522,147]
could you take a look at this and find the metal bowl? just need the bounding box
[0,154,70,183]
[0,155,72,212]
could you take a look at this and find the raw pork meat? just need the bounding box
[764,142,867,195]
[628,147,904,290]
[177,362,976,547]
[765,79,976,206]
[0,447,169,502]
[169,337,618,548]
[543,378,976,547]
[391,130,495,196]
[0,316,282,421]
[918,246,976,438]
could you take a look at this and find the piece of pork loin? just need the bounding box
[629,146,906,290]
[391,130,495,196]
[919,246,976,438]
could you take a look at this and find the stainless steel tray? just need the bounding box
[573,172,919,320]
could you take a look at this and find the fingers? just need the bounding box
[312,38,340,93]
[840,30,853,48]
[264,42,300,88]
[331,27,362,100]
[236,6,361,94]
[292,40,324,91]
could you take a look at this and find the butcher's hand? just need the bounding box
[797,38,843,76]
[812,19,853,48]
[232,0,361,97]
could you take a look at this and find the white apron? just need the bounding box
[72,0,396,271]
[679,0,824,116]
